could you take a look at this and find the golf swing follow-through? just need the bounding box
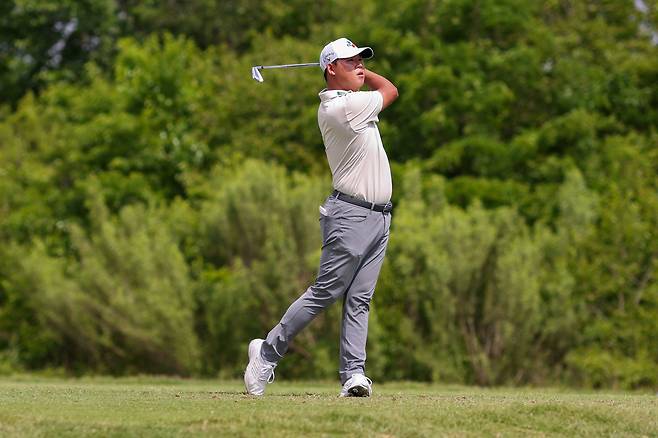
[244,37,398,397]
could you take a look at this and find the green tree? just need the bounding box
[376,165,578,384]
[0,0,118,105]
[1,187,199,374]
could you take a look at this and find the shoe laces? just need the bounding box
[259,361,276,383]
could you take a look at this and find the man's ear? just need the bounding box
[326,62,336,77]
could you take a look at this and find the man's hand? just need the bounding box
[364,69,398,110]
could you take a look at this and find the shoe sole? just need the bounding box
[348,385,370,397]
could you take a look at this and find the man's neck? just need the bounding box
[327,80,359,92]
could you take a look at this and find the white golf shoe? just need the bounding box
[244,339,277,396]
[339,374,373,397]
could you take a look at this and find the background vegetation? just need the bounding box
[1,0,656,389]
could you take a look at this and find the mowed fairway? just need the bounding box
[0,377,656,437]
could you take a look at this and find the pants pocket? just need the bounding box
[337,204,370,223]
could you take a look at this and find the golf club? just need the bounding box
[251,62,320,82]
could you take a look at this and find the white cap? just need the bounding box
[319,38,374,72]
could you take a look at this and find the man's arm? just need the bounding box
[364,69,398,110]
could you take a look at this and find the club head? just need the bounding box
[251,67,264,82]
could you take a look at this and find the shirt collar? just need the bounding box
[319,88,352,101]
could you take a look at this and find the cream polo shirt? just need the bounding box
[317,89,392,204]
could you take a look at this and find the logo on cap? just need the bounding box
[346,40,356,48]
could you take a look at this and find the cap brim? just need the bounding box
[358,47,374,59]
[338,46,374,61]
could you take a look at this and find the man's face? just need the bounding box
[329,55,365,91]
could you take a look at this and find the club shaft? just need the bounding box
[255,63,319,70]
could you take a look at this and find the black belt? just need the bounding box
[333,190,393,213]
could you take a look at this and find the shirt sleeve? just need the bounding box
[345,91,383,133]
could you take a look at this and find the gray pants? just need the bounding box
[261,194,391,384]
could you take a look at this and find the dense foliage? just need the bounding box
[1,0,656,388]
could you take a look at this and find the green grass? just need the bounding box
[0,376,656,437]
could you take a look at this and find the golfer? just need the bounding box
[244,37,398,397]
